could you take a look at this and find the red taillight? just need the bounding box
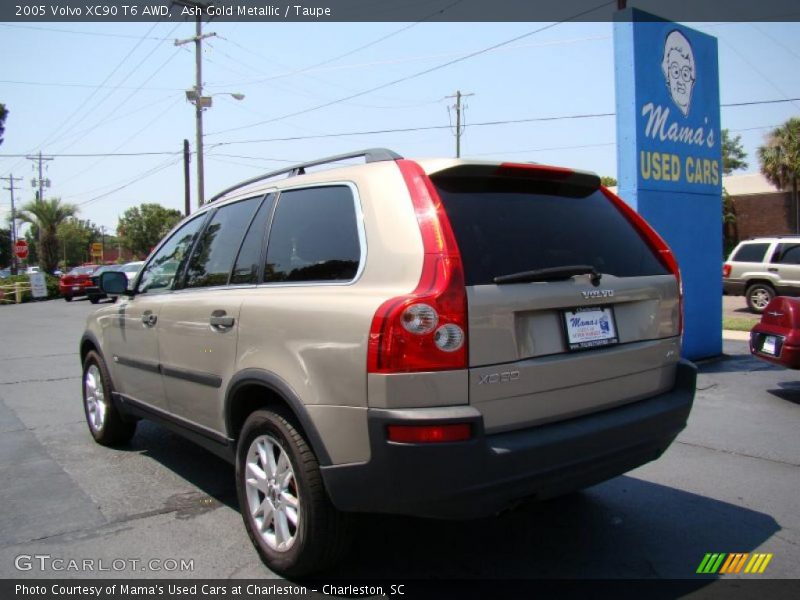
[367,160,468,373]
[387,423,472,443]
[600,186,683,335]
[723,263,732,278]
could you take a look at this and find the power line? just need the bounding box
[0,79,182,92]
[213,0,465,90]
[76,158,182,207]
[0,97,794,159]
[0,23,171,40]
[206,0,616,136]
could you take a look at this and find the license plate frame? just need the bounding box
[761,335,778,356]
[563,306,619,351]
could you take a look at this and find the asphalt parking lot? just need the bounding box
[0,298,798,586]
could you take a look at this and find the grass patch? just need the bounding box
[723,316,759,332]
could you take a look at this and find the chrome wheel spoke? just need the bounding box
[275,508,291,547]
[84,365,106,432]
[244,433,300,553]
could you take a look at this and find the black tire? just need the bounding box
[64,295,72,302]
[89,296,100,304]
[81,350,136,446]
[746,283,775,314]
[236,409,351,578]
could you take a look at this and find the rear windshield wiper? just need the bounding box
[494,265,601,285]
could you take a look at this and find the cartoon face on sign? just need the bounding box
[661,30,696,116]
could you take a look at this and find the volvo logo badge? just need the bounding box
[581,289,615,299]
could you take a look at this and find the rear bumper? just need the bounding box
[322,360,696,519]
[723,280,745,295]
[750,328,800,369]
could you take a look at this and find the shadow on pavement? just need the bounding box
[116,421,780,582]
[698,352,783,375]
[768,381,800,405]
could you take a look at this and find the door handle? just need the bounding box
[141,311,157,327]
[210,310,235,329]
[768,268,779,273]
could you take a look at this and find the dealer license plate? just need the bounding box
[72,286,80,291]
[762,336,777,356]
[563,306,619,351]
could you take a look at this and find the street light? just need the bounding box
[184,91,245,207]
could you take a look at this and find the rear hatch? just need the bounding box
[428,163,682,433]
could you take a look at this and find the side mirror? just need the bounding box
[100,271,131,295]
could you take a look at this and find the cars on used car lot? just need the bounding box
[81,148,696,576]
[723,236,800,313]
[749,296,800,369]
[60,265,99,302]
[86,265,122,304]
[86,262,145,304]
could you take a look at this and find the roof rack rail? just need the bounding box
[207,147,403,204]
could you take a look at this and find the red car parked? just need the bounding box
[750,296,800,369]
[59,265,100,302]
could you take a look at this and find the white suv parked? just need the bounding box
[723,236,800,312]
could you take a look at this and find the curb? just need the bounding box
[722,330,750,341]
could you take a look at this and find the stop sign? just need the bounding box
[14,239,29,260]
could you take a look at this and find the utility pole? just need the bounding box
[1,174,23,275]
[26,151,54,201]
[446,90,474,158]
[175,1,216,208]
[183,139,191,216]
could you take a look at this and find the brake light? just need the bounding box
[600,187,683,335]
[723,263,732,278]
[387,423,472,443]
[367,160,468,373]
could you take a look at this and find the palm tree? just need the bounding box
[758,118,800,232]
[17,197,78,273]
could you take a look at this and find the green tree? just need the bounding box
[0,227,10,268]
[17,197,78,273]
[24,226,39,265]
[600,176,617,187]
[722,129,748,175]
[57,218,101,268]
[0,103,7,146]
[117,203,183,258]
[758,117,800,232]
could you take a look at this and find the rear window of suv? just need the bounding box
[731,243,770,263]
[431,174,669,286]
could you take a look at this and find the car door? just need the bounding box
[104,214,208,411]
[772,242,800,292]
[158,195,269,433]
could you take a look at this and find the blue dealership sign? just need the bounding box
[615,9,722,359]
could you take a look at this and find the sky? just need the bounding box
[1,17,799,236]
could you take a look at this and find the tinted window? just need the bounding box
[185,197,261,288]
[775,244,800,265]
[231,194,274,285]
[138,215,206,294]
[265,186,360,283]
[732,243,769,263]
[431,175,669,286]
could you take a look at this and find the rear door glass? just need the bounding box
[732,243,769,263]
[431,175,668,286]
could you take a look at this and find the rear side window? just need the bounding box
[231,194,274,285]
[184,197,261,289]
[431,175,669,286]
[264,186,361,283]
[732,243,770,263]
[774,243,800,265]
